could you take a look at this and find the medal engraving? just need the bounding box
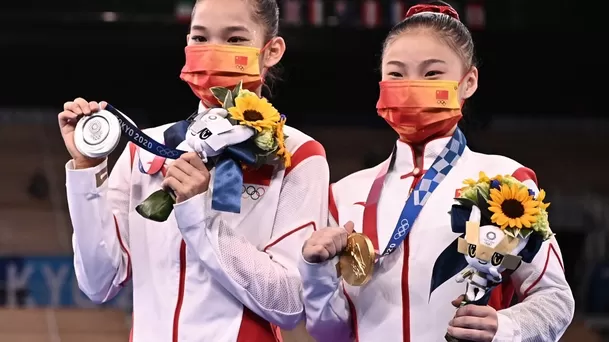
[83,116,110,145]
[74,110,121,159]
[339,233,376,286]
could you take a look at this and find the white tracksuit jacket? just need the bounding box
[65,117,328,342]
[299,136,574,342]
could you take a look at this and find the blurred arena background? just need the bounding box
[0,0,607,341]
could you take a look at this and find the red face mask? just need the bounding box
[376,80,463,144]
[180,44,266,107]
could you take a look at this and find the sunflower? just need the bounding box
[275,115,291,167]
[487,183,540,229]
[535,189,551,210]
[462,171,491,187]
[228,92,281,132]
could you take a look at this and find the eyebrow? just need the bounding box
[386,58,446,69]
[190,25,250,33]
[421,58,446,67]
[387,60,406,68]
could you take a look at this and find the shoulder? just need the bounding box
[465,149,539,187]
[283,125,327,175]
[283,125,324,155]
[331,162,386,206]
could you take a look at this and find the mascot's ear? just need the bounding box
[519,233,544,263]
[450,204,471,234]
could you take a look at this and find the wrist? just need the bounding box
[73,157,104,169]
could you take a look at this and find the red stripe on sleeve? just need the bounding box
[113,215,132,285]
[522,243,563,297]
[285,140,326,176]
[511,167,538,186]
[263,222,317,252]
[129,143,137,171]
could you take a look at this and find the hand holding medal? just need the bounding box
[58,98,112,168]
[302,222,376,287]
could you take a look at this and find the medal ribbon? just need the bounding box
[105,104,254,214]
[104,104,189,159]
[363,128,467,257]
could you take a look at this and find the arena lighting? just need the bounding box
[101,11,119,22]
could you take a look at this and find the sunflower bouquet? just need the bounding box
[457,171,552,240]
[209,81,291,168]
[135,81,291,222]
[445,172,553,341]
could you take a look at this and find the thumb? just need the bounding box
[343,221,355,234]
[99,101,108,109]
[452,295,465,308]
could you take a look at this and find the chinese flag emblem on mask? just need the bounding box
[436,89,449,100]
[235,56,248,66]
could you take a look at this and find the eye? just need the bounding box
[424,70,443,77]
[227,36,249,44]
[190,35,207,43]
[491,252,504,266]
[467,244,476,258]
[387,72,403,79]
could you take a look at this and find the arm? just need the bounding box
[297,183,354,342]
[493,167,574,342]
[175,141,328,329]
[66,145,132,303]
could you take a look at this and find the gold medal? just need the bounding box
[338,233,376,286]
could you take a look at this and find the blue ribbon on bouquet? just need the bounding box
[212,145,257,213]
[106,104,253,214]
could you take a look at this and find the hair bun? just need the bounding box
[405,4,460,21]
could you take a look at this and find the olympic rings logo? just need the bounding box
[393,219,409,240]
[235,65,245,71]
[242,185,266,200]
[437,100,446,105]
[156,146,180,158]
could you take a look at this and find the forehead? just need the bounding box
[383,30,461,66]
[477,225,505,248]
[192,0,256,27]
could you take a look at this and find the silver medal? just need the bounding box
[74,110,121,159]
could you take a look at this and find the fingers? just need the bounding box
[180,152,207,171]
[162,176,186,197]
[452,295,465,308]
[449,316,495,331]
[304,245,331,263]
[63,98,106,115]
[73,97,91,114]
[330,227,349,254]
[344,221,355,234]
[455,304,493,318]
[58,110,80,126]
[446,326,492,342]
[165,161,190,183]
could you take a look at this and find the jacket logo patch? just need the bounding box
[242,185,266,201]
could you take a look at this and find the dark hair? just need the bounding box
[193,0,282,94]
[383,1,476,69]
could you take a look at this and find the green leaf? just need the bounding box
[520,228,534,239]
[227,117,239,125]
[135,189,176,222]
[223,90,235,109]
[232,80,243,99]
[210,87,229,104]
